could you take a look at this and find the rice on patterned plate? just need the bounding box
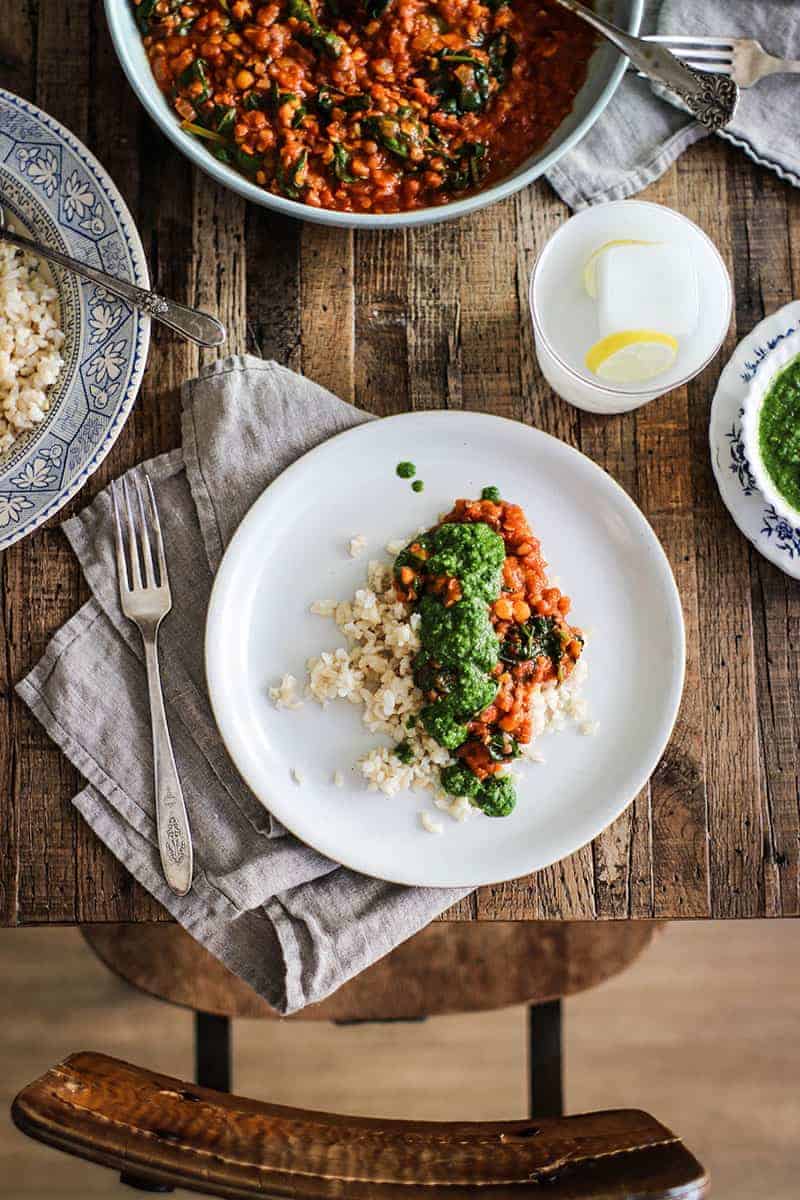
[0,242,64,456]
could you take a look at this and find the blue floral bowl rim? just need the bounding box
[0,86,151,549]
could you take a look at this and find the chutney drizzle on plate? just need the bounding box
[394,489,584,816]
[134,0,595,214]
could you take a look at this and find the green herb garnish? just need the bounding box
[476,775,516,818]
[488,31,516,87]
[428,50,491,116]
[178,57,210,104]
[287,0,344,58]
[445,142,489,193]
[136,0,159,33]
[276,150,308,198]
[332,143,358,182]
[487,731,521,762]
[499,615,565,668]
[394,741,415,765]
[363,113,426,159]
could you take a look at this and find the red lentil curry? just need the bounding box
[134,0,596,214]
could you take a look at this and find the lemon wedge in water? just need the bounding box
[585,330,678,384]
[583,239,654,300]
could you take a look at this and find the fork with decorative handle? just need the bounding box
[645,36,800,90]
[112,475,194,897]
[553,0,740,131]
[0,205,225,348]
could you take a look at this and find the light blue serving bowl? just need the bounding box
[105,0,643,229]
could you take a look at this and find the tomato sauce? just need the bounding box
[135,0,596,214]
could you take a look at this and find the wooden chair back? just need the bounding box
[13,1052,709,1200]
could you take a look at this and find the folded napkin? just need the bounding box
[18,358,468,1014]
[547,0,800,209]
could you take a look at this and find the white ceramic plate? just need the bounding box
[710,301,800,580]
[205,412,685,888]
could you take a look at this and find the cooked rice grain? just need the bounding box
[0,243,64,456]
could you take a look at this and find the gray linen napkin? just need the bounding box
[17,357,467,1014]
[547,0,800,209]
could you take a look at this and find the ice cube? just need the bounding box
[596,243,699,339]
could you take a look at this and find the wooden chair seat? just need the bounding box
[81,920,660,1020]
[13,1052,708,1200]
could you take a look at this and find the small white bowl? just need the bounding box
[741,331,800,528]
[529,201,732,415]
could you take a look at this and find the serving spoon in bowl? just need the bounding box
[553,0,740,132]
[0,204,226,348]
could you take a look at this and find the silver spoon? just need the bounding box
[554,0,740,132]
[0,205,226,349]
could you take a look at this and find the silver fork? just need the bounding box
[553,0,739,130]
[0,205,225,348]
[112,474,193,897]
[646,36,800,89]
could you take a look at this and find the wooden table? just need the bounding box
[2,2,799,928]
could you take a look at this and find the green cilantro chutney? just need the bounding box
[396,461,416,479]
[395,517,517,817]
[759,355,800,514]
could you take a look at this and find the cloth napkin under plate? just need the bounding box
[547,0,800,210]
[17,357,469,1014]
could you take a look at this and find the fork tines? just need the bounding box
[647,34,734,71]
[111,475,168,593]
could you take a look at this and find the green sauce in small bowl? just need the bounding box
[759,353,800,514]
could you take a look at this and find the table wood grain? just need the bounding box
[2,1,799,927]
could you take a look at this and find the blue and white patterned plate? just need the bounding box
[710,300,800,580]
[0,87,150,549]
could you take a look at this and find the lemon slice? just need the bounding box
[583,239,655,300]
[585,330,678,384]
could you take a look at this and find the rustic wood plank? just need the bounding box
[245,210,302,367]
[0,0,39,931]
[5,0,94,924]
[513,183,580,446]
[7,532,79,923]
[685,141,763,919]
[453,198,522,420]
[406,222,462,411]
[353,228,408,415]
[0,0,37,101]
[301,226,355,403]
[193,173,248,369]
[622,168,710,920]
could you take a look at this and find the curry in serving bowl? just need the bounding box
[133,0,596,215]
